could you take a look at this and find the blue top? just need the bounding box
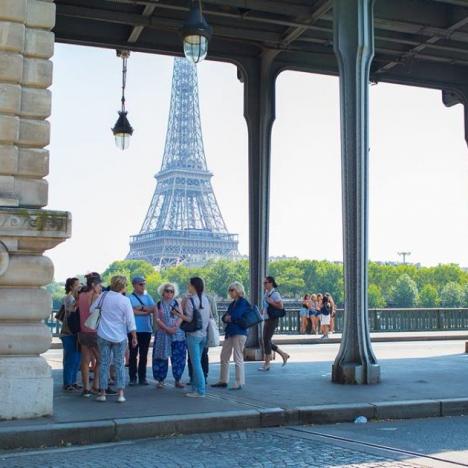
[223,297,250,337]
[129,292,155,333]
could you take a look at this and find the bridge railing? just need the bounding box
[46,304,468,336]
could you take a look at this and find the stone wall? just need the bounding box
[0,0,71,420]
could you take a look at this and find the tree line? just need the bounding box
[47,258,468,309]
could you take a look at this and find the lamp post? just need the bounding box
[398,251,411,264]
[181,0,212,63]
[112,50,134,150]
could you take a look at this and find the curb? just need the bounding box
[1,398,468,451]
[48,335,468,349]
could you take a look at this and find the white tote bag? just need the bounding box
[206,317,220,347]
[84,292,108,331]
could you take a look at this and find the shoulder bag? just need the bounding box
[180,297,203,333]
[267,291,286,319]
[236,304,263,329]
[84,292,108,331]
[206,300,220,347]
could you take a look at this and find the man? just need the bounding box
[128,276,155,385]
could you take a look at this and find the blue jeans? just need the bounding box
[186,335,207,395]
[60,335,81,386]
[97,336,127,390]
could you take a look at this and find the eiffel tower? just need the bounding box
[127,58,239,268]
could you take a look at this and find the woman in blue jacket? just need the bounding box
[211,281,250,390]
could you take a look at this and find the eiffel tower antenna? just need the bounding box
[127,58,239,267]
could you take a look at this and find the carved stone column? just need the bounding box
[240,51,278,358]
[331,0,380,384]
[0,0,71,419]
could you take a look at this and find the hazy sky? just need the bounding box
[48,44,468,281]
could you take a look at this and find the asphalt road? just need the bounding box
[1,417,467,467]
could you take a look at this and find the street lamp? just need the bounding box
[112,50,134,150]
[181,0,212,64]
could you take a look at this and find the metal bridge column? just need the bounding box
[332,0,380,384]
[240,51,278,355]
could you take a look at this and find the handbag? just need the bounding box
[266,291,286,319]
[180,297,203,333]
[206,300,220,347]
[84,292,108,331]
[236,305,263,329]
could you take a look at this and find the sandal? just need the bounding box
[156,382,165,389]
[282,354,290,367]
[175,381,185,389]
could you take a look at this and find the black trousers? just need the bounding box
[188,346,209,381]
[263,318,279,355]
[128,332,151,382]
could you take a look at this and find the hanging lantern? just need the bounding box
[112,50,134,150]
[181,0,212,64]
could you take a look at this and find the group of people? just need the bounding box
[299,293,337,338]
[58,273,290,402]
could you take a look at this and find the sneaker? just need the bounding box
[64,385,75,393]
[117,395,126,403]
[185,392,204,398]
[129,379,137,386]
[210,382,228,388]
[72,384,83,391]
[82,390,92,398]
[106,387,118,396]
[96,395,106,402]
[139,379,149,386]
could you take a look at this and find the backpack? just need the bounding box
[180,297,203,333]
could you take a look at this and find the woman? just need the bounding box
[328,293,337,334]
[260,276,290,371]
[211,282,249,391]
[152,283,186,389]
[320,293,334,339]
[78,272,102,397]
[309,293,319,335]
[60,277,82,392]
[299,294,311,334]
[175,277,210,398]
[93,275,137,403]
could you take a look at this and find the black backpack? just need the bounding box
[180,297,203,333]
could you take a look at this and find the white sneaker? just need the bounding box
[185,392,204,398]
[117,395,126,403]
[96,395,106,402]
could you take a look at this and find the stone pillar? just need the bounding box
[0,0,71,420]
[240,51,278,358]
[331,0,380,384]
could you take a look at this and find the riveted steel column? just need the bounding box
[332,0,380,384]
[241,51,277,353]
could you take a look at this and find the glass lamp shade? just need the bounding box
[112,111,134,151]
[183,35,209,63]
[114,133,131,150]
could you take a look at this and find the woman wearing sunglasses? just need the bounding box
[152,283,187,389]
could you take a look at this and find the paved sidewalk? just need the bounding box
[1,341,468,450]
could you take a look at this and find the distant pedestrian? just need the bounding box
[300,294,311,334]
[327,293,337,334]
[175,277,211,398]
[128,276,155,386]
[212,282,250,390]
[309,293,320,335]
[78,272,102,397]
[320,293,334,339]
[152,283,187,389]
[94,275,137,403]
[259,276,290,371]
[60,277,82,392]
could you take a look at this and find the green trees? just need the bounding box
[440,282,464,307]
[48,258,468,307]
[391,274,419,307]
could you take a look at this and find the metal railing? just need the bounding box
[46,305,468,336]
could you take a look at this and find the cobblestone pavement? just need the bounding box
[0,428,428,468]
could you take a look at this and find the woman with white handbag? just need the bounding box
[91,275,137,403]
[211,282,250,391]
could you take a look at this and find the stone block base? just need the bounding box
[0,356,52,420]
[332,362,380,385]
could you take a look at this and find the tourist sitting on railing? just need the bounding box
[93,275,137,403]
[259,276,290,371]
[152,282,186,389]
[300,294,311,334]
[212,281,250,390]
[59,277,82,393]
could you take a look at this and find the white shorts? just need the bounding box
[320,314,331,325]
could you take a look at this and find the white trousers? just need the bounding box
[219,335,247,386]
